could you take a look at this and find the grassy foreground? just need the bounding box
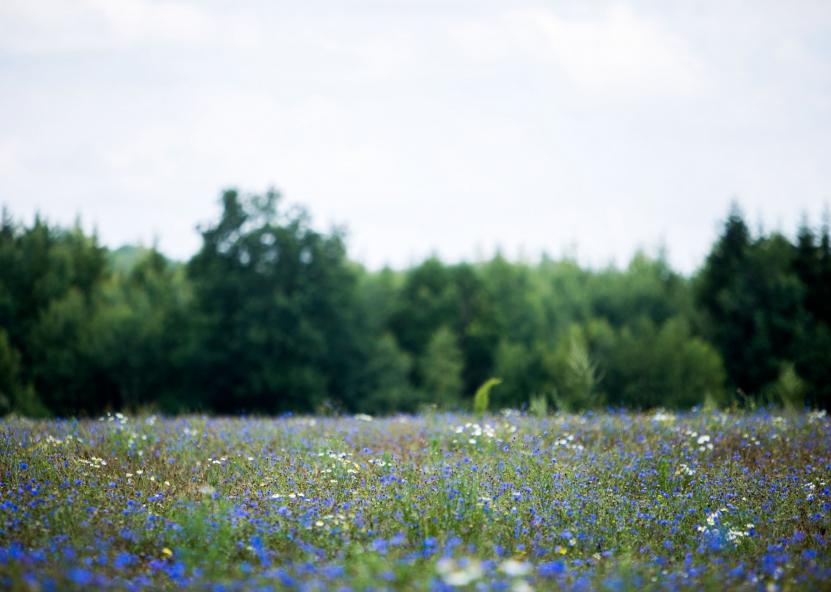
[1,410,829,591]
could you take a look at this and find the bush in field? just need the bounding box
[473,377,501,415]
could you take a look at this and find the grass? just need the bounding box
[0,409,829,590]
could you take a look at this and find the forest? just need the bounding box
[1,190,830,416]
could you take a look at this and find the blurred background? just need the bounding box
[1,1,830,416]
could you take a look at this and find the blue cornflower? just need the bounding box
[114,552,134,570]
[728,565,744,578]
[270,568,295,587]
[371,538,388,554]
[538,560,566,577]
[164,561,187,582]
[322,565,345,579]
[68,567,93,586]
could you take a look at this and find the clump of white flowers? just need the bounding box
[697,507,754,543]
[553,433,584,451]
[684,430,714,452]
[499,559,534,591]
[43,434,83,447]
[310,512,351,529]
[78,456,108,468]
[451,422,517,446]
[726,524,754,542]
[742,432,762,447]
[500,558,531,577]
[436,557,484,587]
[100,412,128,426]
[809,409,827,423]
[316,449,362,474]
[270,492,305,500]
[696,434,713,451]
[675,463,696,477]
[652,410,676,423]
[697,507,729,533]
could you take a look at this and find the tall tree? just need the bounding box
[186,189,363,413]
[697,205,806,399]
[0,213,111,415]
[791,215,831,409]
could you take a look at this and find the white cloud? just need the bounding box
[0,141,22,179]
[87,0,218,45]
[452,5,706,96]
[0,0,261,54]
[1,1,829,272]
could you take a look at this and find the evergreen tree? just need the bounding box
[697,205,776,397]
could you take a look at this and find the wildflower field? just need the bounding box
[1,411,830,591]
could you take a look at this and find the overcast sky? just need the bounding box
[1,1,830,273]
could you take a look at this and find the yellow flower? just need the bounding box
[162,547,173,558]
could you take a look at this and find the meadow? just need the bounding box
[1,410,829,591]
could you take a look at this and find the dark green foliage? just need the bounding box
[388,259,499,395]
[473,378,501,415]
[492,340,544,409]
[696,204,831,408]
[548,324,605,411]
[419,326,465,408]
[185,189,364,413]
[0,328,46,416]
[1,197,829,415]
[789,215,831,409]
[0,212,111,414]
[96,249,191,412]
[589,252,693,329]
[696,206,795,395]
[355,333,418,413]
[598,317,726,409]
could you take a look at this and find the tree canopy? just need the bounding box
[1,195,829,416]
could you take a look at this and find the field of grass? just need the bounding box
[1,410,830,590]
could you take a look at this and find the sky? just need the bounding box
[1,1,830,273]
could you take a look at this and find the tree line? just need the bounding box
[1,191,829,416]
